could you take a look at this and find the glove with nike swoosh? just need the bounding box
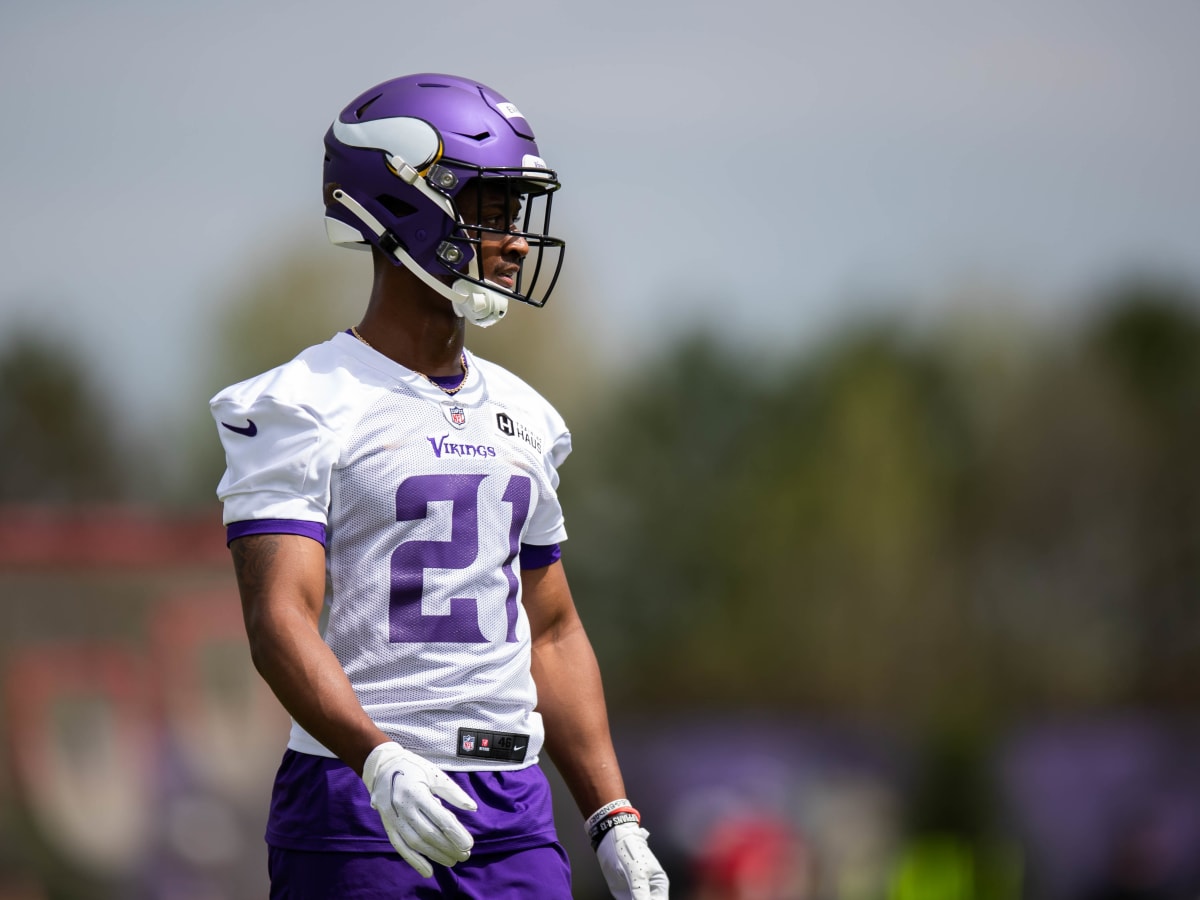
[362,741,477,878]
[587,800,670,899]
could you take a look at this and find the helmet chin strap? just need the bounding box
[330,189,509,328]
[448,278,508,327]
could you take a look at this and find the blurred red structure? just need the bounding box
[692,814,814,900]
[0,505,227,569]
[0,504,283,899]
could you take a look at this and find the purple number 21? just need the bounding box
[390,473,531,643]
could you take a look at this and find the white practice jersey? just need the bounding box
[211,331,571,770]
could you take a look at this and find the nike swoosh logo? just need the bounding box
[222,419,258,437]
[513,745,526,752]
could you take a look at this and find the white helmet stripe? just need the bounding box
[332,117,458,218]
[332,117,440,170]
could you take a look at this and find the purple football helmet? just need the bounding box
[323,73,565,326]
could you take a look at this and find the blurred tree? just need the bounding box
[962,279,1200,715]
[1084,279,1200,706]
[563,280,1200,732]
[560,334,764,674]
[746,328,977,722]
[563,325,982,726]
[0,330,128,503]
[1089,278,1200,422]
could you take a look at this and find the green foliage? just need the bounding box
[1088,278,1200,421]
[562,280,1200,735]
[0,331,128,503]
[563,327,982,723]
[1080,280,1200,703]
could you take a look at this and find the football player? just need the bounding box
[210,73,669,899]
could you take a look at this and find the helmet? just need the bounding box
[323,73,565,326]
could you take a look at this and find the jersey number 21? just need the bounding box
[390,473,531,644]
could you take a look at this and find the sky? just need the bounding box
[1,0,1199,429]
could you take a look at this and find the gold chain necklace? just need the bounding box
[350,326,469,396]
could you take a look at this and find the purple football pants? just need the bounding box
[264,750,572,898]
[267,843,572,899]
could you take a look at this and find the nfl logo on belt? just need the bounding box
[461,733,475,752]
[449,405,466,426]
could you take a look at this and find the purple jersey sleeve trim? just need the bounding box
[519,543,561,570]
[226,519,327,547]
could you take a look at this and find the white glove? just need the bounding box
[361,741,477,877]
[596,821,670,899]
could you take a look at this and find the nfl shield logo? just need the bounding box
[461,733,475,752]
[443,402,468,429]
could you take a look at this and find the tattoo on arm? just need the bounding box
[230,534,281,597]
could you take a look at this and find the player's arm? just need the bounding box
[525,560,669,899]
[230,532,388,774]
[231,532,477,876]
[524,559,624,812]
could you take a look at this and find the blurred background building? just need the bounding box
[2,2,1200,898]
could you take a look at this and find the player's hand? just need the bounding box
[361,741,477,877]
[596,821,670,899]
